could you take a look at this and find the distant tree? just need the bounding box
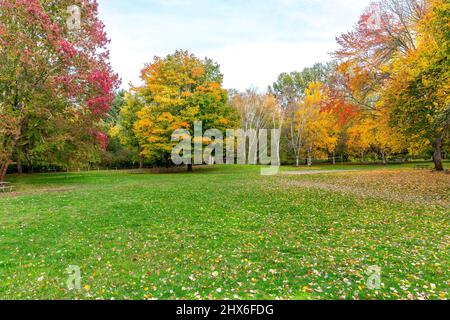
[229,89,282,164]
[270,63,333,110]
[270,63,334,164]
[110,92,146,168]
[289,82,339,166]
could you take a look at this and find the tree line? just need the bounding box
[1,0,448,180]
[107,0,448,171]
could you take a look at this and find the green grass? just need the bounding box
[0,165,448,300]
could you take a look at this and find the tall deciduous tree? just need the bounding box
[334,0,448,170]
[334,0,425,113]
[0,0,119,181]
[133,50,238,171]
[384,0,449,170]
[271,63,334,164]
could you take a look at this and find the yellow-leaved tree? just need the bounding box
[129,50,238,170]
[290,82,339,166]
[383,0,449,170]
[347,111,407,163]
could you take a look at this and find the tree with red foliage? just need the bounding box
[333,0,426,113]
[333,0,448,171]
[0,0,119,181]
[335,1,425,69]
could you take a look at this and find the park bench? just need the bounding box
[0,182,14,193]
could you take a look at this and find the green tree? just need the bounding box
[110,92,146,168]
[108,90,127,126]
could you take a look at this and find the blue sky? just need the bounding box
[97,0,372,91]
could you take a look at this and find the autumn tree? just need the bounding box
[346,111,407,163]
[0,0,119,180]
[335,0,425,75]
[333,0,449,169]
[383,0,449,170]
[132,51,238,171]
[289,82,339,166]
[271,63,334,164]
[271,63,333,112]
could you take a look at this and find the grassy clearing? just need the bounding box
[0,164,448,300]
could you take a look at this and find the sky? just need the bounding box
[97,0,373,91]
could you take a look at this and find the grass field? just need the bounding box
[0,164,449,300]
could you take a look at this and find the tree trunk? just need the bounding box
[307,147,312,166]
[138,145,144,169]
[187,164,193,172]
[0,159,12,182]
[332,152,336,165]
[28,159,34,174]
[295,156,299,167]
[381,151,387,165]
[433,136,444,171]
[17,157,23,175]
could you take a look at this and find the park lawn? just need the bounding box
[0,165,448,300]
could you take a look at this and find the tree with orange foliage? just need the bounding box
[346,110,407,163]
[333,0,449,169]
[131,51,238,170]
[334,1,425,112]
